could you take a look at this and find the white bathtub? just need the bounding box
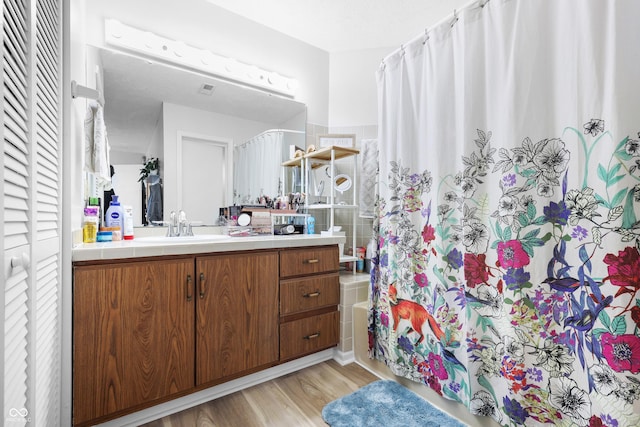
[352,301,497,427]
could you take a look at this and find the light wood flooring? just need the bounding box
[141,360,379,427]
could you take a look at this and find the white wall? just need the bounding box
[68,0,89,231]
[64,3,88,426]
[329,47,392,127]
[111,165,144,226]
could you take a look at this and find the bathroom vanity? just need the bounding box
[71,234,342,426]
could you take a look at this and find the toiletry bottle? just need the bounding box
[123,205,134,240]
[82,207,99,243]
[105,195,124,233]
[307,216,315,234]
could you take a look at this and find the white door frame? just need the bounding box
[176,131,233,217]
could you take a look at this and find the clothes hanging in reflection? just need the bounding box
[146,173,163,224]
[103,165,115,221]
[84,101,111,186]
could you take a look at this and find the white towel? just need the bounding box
[84,102,111,187]
[359,139,378,218]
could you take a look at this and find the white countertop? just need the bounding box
[72,233,345,262]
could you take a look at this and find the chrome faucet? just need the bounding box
[165,211,178,237]
[177,210,191,236]
[161,210,194,237]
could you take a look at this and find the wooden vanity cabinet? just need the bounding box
[72,245,339,426]
[279,246,340,361]
[195,251,279,386]
[73,257,195,426]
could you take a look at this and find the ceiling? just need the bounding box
[205,0,470,52]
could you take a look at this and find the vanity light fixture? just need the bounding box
[104,19,299,97]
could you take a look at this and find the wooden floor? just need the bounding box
[141,360,379,427]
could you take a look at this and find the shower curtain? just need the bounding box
[233,130,284,204]
[370,1,640,426]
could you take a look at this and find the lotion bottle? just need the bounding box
[123,205,134,240]
[105,195,124,233]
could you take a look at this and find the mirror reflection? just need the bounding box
[90,45,307,226]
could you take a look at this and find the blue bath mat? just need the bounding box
[322,380,467,427]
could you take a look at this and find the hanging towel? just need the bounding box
[84,102,111,187]
[359,139,378,218]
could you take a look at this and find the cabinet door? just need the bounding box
[196,251,279,386]
[73,258,195,425]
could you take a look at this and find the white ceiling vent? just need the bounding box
[198,83,215,95]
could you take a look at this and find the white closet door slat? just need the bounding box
[35,253,60,425]
[3,94,28,136]
[3,271,28,423]
[3,65,28,110]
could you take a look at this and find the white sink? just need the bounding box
[134,234,230,244]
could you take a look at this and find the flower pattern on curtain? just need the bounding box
[370,1,640,426]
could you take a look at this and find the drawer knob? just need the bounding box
[303,291,321,298]
[304,259,319,264]
[303,332,320,340]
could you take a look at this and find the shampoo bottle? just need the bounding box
[105,195,125,233]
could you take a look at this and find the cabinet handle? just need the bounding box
[303,332,320,340]
[199,272,206,299]
[303,291,321,298]
[186,275,193,301]
[304,259,319,264]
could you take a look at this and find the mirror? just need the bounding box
[89,45,307,226]
[334,174,352,193]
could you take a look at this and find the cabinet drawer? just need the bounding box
[280,311,339,361]
[280,273,339,316]
[279,246,339,278]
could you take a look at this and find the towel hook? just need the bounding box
[71,81,104,106]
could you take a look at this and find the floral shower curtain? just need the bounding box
[370,1,640,426]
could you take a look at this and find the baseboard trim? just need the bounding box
[333,350,355,366]
[354,358,386,380]
[96,349,336,427]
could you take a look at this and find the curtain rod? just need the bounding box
[381,0,490,66]
[238,128,305,147]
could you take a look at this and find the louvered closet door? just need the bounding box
[2,0,62,425]
[3,0,32,424]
